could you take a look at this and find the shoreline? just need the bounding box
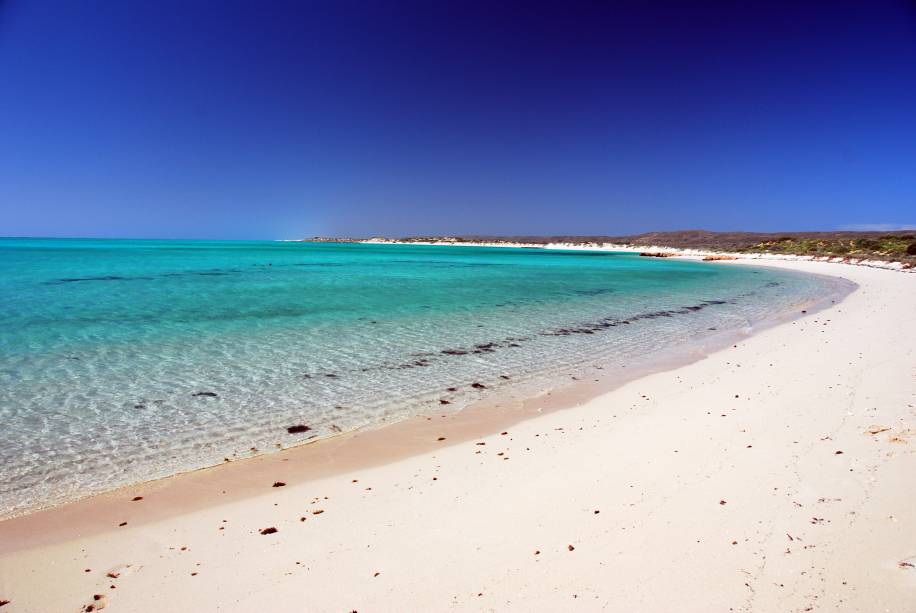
[0,261,850,525]
[0,261,916,611]
[351,238,916,273]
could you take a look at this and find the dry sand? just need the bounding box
[0,259,914,612]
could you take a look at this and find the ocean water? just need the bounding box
[0,239,850,516]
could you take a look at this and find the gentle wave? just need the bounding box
[0,239,850,516]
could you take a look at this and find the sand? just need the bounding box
[0,259,914,612]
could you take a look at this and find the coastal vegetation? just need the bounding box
[307,230,916,266]
[737,234,916,262]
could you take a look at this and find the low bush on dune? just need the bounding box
[738,235,916,262]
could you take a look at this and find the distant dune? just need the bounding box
[303,230,916,266]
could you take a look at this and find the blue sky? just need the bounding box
[1,1,914,239]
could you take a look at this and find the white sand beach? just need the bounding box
[0,259,914,612]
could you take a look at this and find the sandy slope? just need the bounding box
[0,260,914,612]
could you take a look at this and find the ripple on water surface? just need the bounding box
[0,239,851,516]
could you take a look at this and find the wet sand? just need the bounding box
[0,259,913,612]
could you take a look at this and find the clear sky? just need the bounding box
[1,1,914,239]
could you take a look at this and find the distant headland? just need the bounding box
[299,229,916,267]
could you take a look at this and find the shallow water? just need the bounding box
[0,239,848,516]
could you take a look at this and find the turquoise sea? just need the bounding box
[0,239,850,516]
